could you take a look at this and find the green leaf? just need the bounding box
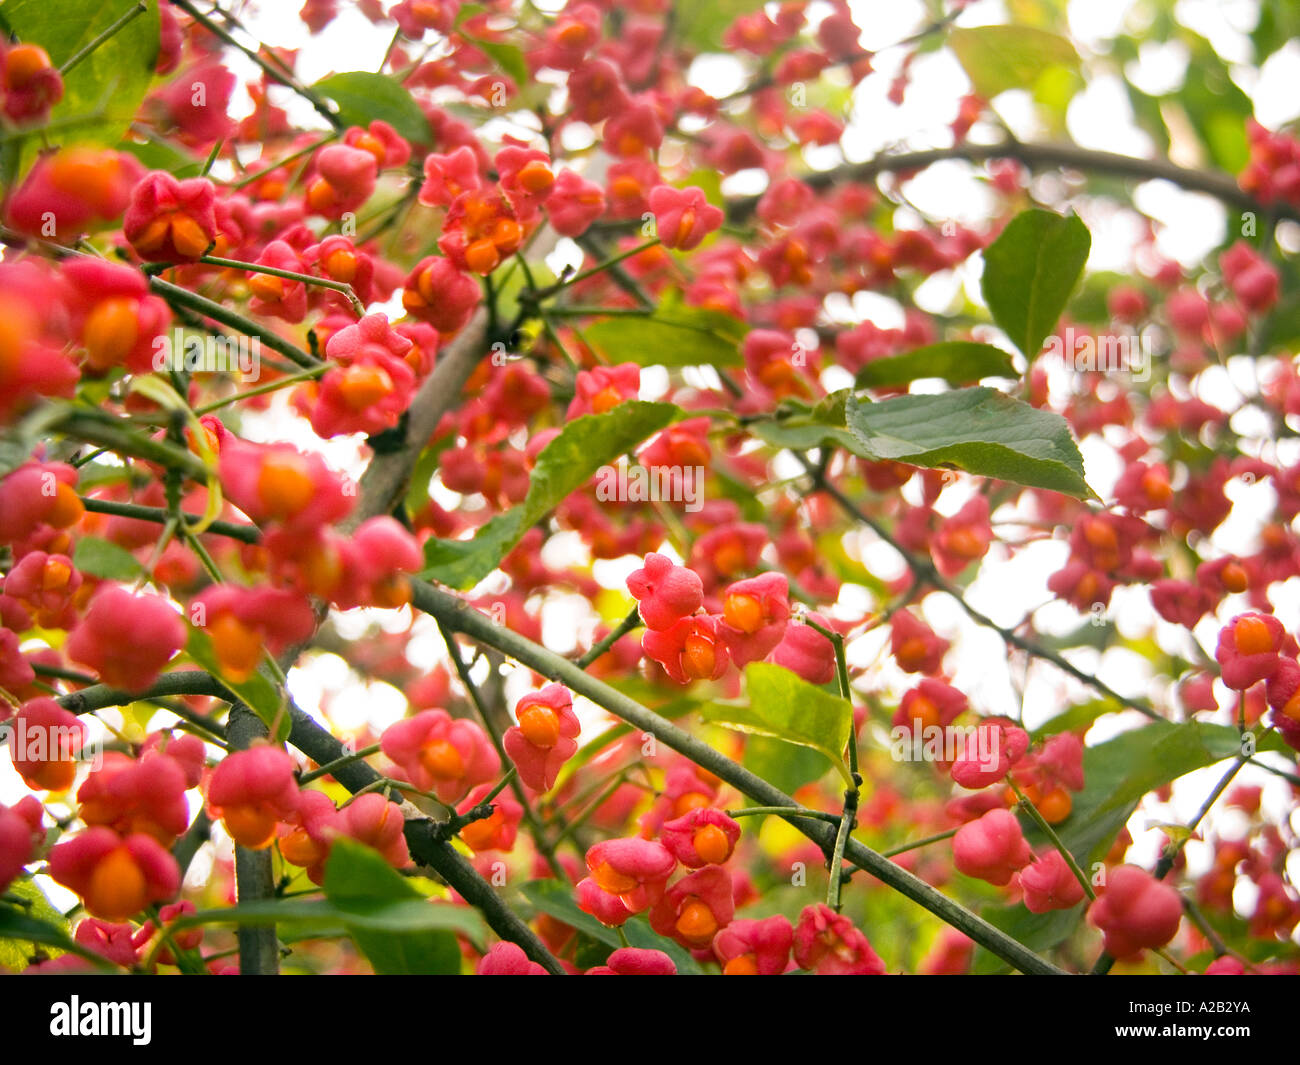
[323,838,482,974]
[583,303,747,369]
[465,38,528,87]
[948,25,1080,99]
[1054,720,1254,867]
[2,0,160,158]
[422,400,681,589]
[313,71,433,146]
[184,626,288,742]
[71,535,145,581]
[703,662,853,785]
[519,879,704,974]
[980,209,1091,359]
[742,733,833,795]
[1175,35,1253,174]
[119,134,202,178]
[854,342,1018,388]
[972,901,1084,974]
[844,387,1094,498]
[1029,698,1120,741]
[0,899,113,970]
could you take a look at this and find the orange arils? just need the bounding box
[459,816,498,852]
[352,132,387,164]
[1221,562,1249,594]
[1234,615,1275,656]
[1037,787,1073,824]
[41,556,73,591]
[1141,467,1172,505]
[338,364,394,410]
[674,898,718,945]
[323,247,358,282]
[610,175,644,200]
[674,208,698,248]
[672,791,711,818]
[944,527,985,560]
[517,702,561,749]
[4,44,53,87]
[516,160,555,195]
[681,633,717,679]
[82,296,140,370]
[723,953,760,975]
[87,847,148,921]
[46,481,85,529]
[592,860,639,896]
[712,540,746,577]
[464,238,502,275]
[306,177,337,213]
[256,453,315,517]
[209,612,264,681]
[723,592,765,635]
[279,828,326,868]
[692,823,731,864]
[555,19,594,47]
[907,694,941,732]
[248,271,286,303]
[590,385,624,414]
[420,739,465,781]
[895,636,929,671]
[222,804,279,850]
[170,213,211,259]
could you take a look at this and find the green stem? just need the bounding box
[78,496,260,544]
[1009,778,1095,902]
[436,622,568,881]
[409,579,1066,975]
[575,607,642,669]
[168,0,343,131]
[191,363,330,416]
[58,2,147,75]
[229,133,338,191]
[149,276,319,370]
[298,743,381,785]
[199,255,365,316]
[727,806,842,825]
[879,828,958,859]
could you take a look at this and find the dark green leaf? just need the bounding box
[2,0,160,159]
[519,879,704,974]
[981,209,1091,359]
[323,839,483,974]
[0,902,113,970]
[313,71,433,146]
[854,342,1018,388]
[583,303,747,369]
[845,387,1094,498]
[1054,720,1253,867]
[422,401,681,588]
[972,902,1084,974]
[742,733,833,795]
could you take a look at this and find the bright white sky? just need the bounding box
[5,0,1299,933]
